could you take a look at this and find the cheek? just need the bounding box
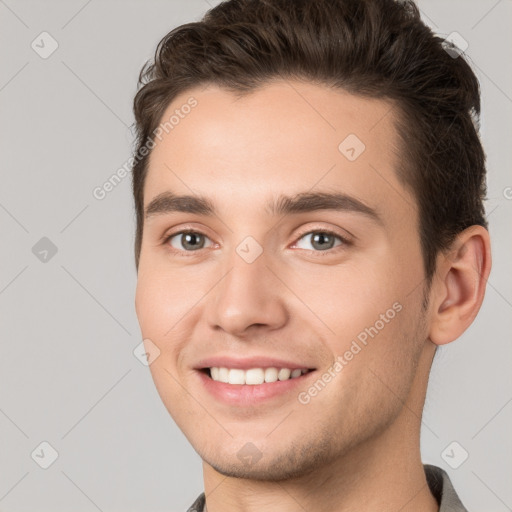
[135,276,169,337]
[292,260,402,344]
[134,262,211,383]
[322,299,423,435]
[135,271,197,422]
[135,258,200,338]
[299,257,421,392]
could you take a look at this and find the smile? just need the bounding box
[208,366,310,385]
[197,366,316,406]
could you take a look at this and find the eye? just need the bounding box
[164,230,214,252]
[293,230,349,253]
[162,228,350,256]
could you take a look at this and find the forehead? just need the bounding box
[144,80,415,224]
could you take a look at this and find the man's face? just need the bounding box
[135,80,429,479]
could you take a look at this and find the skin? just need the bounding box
[135,80,491,512]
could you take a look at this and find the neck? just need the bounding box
[202,342,439,512]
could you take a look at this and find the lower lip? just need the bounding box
[196,370,315,406]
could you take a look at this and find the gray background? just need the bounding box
[0,0,510,511]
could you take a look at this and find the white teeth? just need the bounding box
[218,367,229,383]
[278,368,291,381]
[264,367,278,383]
[228,369,245,385]
[246,368,265,385]
[209,366,310,385]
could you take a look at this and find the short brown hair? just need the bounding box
[131,0,488,283]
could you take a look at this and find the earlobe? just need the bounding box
[428,226,492,346]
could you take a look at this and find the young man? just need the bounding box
[131,0,491,510]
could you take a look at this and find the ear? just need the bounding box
[428,225,492,346]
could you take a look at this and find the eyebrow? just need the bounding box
[144,190,382,224]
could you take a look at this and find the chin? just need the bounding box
[200,436,334,482]
[206,457,321,481]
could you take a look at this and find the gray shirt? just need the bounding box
[186,464,468,511]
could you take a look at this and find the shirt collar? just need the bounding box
[187,463,469,512]
[424,463,469,511]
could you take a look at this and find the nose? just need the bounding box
[205,248,289,338]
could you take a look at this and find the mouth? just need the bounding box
[195,363,317,406]
[200,366,314,385]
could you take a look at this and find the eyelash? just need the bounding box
[161,227,351,257]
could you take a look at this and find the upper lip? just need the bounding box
[195,356,316,370]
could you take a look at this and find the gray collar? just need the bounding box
[186,463,468,512]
